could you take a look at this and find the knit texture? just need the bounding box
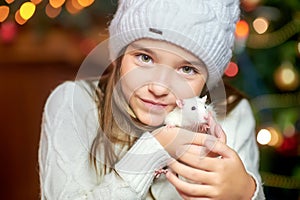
[108,0,240,88]
[38,81,265,199]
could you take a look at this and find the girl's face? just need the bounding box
[119,39,208,126]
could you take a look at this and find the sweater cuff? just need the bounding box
[248,171,266,200]
[115,132,171,198]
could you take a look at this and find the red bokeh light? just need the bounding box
[225,62,239,77]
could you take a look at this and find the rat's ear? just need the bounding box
[176,99,184,108]
[200,95,207,103]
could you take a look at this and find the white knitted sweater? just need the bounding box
[38,81,265,199]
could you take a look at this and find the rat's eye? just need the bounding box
[191,106,196,110]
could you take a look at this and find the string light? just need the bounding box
[247,20,300,49]
[0,6,10,23]
[20,2,36,20]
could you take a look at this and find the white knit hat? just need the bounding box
[108,0,240,88]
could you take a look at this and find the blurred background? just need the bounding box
[0,0,299,199]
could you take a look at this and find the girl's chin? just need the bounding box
[138,114,166,127]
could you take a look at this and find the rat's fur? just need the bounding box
[164,96,215,132]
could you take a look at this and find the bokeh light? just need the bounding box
[0,6,10,23]
[20,2,36,20]
[78,0,95,8]
[267,127,283,147]
[66,0,83,14]
[257,127,283,147]
[5,0,14,4]
[0,21,17,43]
[253,17,269,34]
[241,0,261,12]
[235,20,250,38]
[225,61,239,77]
[274,62,299,91]
[45,3,62,19]
[31,0,42,5]
[283,123,296,138]
[49,0,66,9]
[15,10,27,25]
[257,129,272,145]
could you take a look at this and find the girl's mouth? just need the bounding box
[140,98,168,110]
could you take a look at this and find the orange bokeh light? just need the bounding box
[0,6,10,23]
[45,3,62,18]
[235,20,249,38]
[31,0,42,5]
[15,10,27,25]
[49,0,66,9]
[5,0,15,4]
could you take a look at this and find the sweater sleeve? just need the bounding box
[38,81,171,200]
[221,99,265,200]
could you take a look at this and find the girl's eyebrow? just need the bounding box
[187,61,206,66]
[128,43,157,57]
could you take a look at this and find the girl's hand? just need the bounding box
[166,139,256,200]
[164,116,256,200]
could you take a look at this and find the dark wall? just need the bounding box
[0,62,79,200]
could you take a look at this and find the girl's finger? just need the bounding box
[203,137,234,159]
[177,189,210,200]
[206,113,226,143]
[176,149,221,171]
[175,143,209,158]
[166,170,215,197]
[167,159,214,184]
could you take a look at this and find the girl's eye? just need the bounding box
[138,54,153,64]
[180,66,197,75]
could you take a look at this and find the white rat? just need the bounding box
[154,96,215,178]
[164,95,215,132]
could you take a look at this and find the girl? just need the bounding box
[39,0,265,199]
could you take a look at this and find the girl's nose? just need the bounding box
[148,83,170,97]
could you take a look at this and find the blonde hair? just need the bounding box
[90,53,156,176]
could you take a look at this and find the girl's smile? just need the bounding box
[139,97,168,110]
